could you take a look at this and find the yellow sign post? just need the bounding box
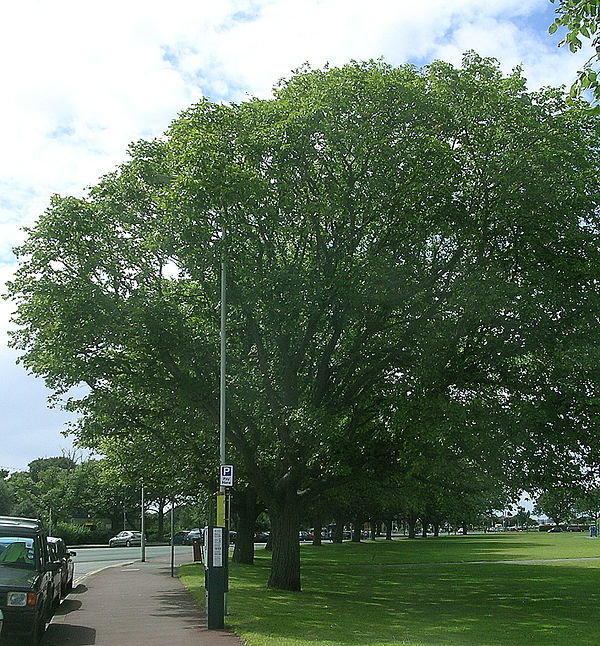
[216,491,226,528]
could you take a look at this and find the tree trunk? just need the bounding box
[407,514,417,539]
[385,520,393,541]
[312,515,322,546]
[268,500,301,591]
[352,520,362,542]
[332,522,344,543]
[157,497,165,541]
[232,487,258,565]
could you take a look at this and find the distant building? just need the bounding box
[70,513,112,531]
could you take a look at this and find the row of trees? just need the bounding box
[3,453,599,548]
[0,449,510,544]
[534,486,600,525]
[0,456,210,542]
[6,52,600,589]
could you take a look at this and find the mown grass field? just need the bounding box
[179,531,600,646]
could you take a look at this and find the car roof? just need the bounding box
[0,516,43,532]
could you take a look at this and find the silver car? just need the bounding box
[108,531,142,547]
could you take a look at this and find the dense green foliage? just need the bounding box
[550,0,600,108]
[6,54,600,589]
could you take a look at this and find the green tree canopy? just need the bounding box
[7,54,600,590]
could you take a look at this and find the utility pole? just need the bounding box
[141,484,146,562]
[220,257,226,491]
[170,497,175,577]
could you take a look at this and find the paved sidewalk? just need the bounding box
[41,553,243,646]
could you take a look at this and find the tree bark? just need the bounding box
[312,515,322,546]
[232,487,259,565]
[407,514,417,539]
[332,521,344,543]
[352,520,362,542]
[385,520,393,541]
[157,497,165,541]
[268,499,301,591]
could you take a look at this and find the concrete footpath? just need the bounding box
[41,552,244,646]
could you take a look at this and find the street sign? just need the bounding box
[220,464,233,487]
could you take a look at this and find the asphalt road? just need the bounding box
[72,544,194,583]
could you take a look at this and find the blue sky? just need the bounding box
[0,0,594,474]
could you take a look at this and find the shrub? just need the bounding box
[51,521,113,545]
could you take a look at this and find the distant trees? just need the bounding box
[3,457,133,534]
[534,487,579,525]
[0,473,13,515]
[534,485,600,525]
[0,455,212,543]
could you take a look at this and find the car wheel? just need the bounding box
[52,587,60,610]
[25,611,46,645]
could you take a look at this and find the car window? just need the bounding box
[0,536,36,569]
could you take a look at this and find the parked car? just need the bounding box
[187,528,203,545]
[253,531,270,543]
[547,526,563,533]
[0,516,60,645]
[173,531,190,545]
[108,531,142,547]
[45,540,62,609]
[47,537,75,596]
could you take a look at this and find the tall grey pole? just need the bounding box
[220,258,226,471]
[220,255,228,614]
[170,497,175,577]
[141,484,146,562]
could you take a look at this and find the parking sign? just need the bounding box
[220,464,234,487]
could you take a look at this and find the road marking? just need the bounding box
[73,560,135,586]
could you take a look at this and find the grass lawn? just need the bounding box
[179,532,600,646]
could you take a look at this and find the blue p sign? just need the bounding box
[220,465,234,487]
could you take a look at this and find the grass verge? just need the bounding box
[179,532,600,646]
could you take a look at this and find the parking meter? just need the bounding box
[203,526,225,629]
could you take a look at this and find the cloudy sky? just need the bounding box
[0,0,594,473]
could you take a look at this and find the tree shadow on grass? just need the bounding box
[229,560,600,646]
